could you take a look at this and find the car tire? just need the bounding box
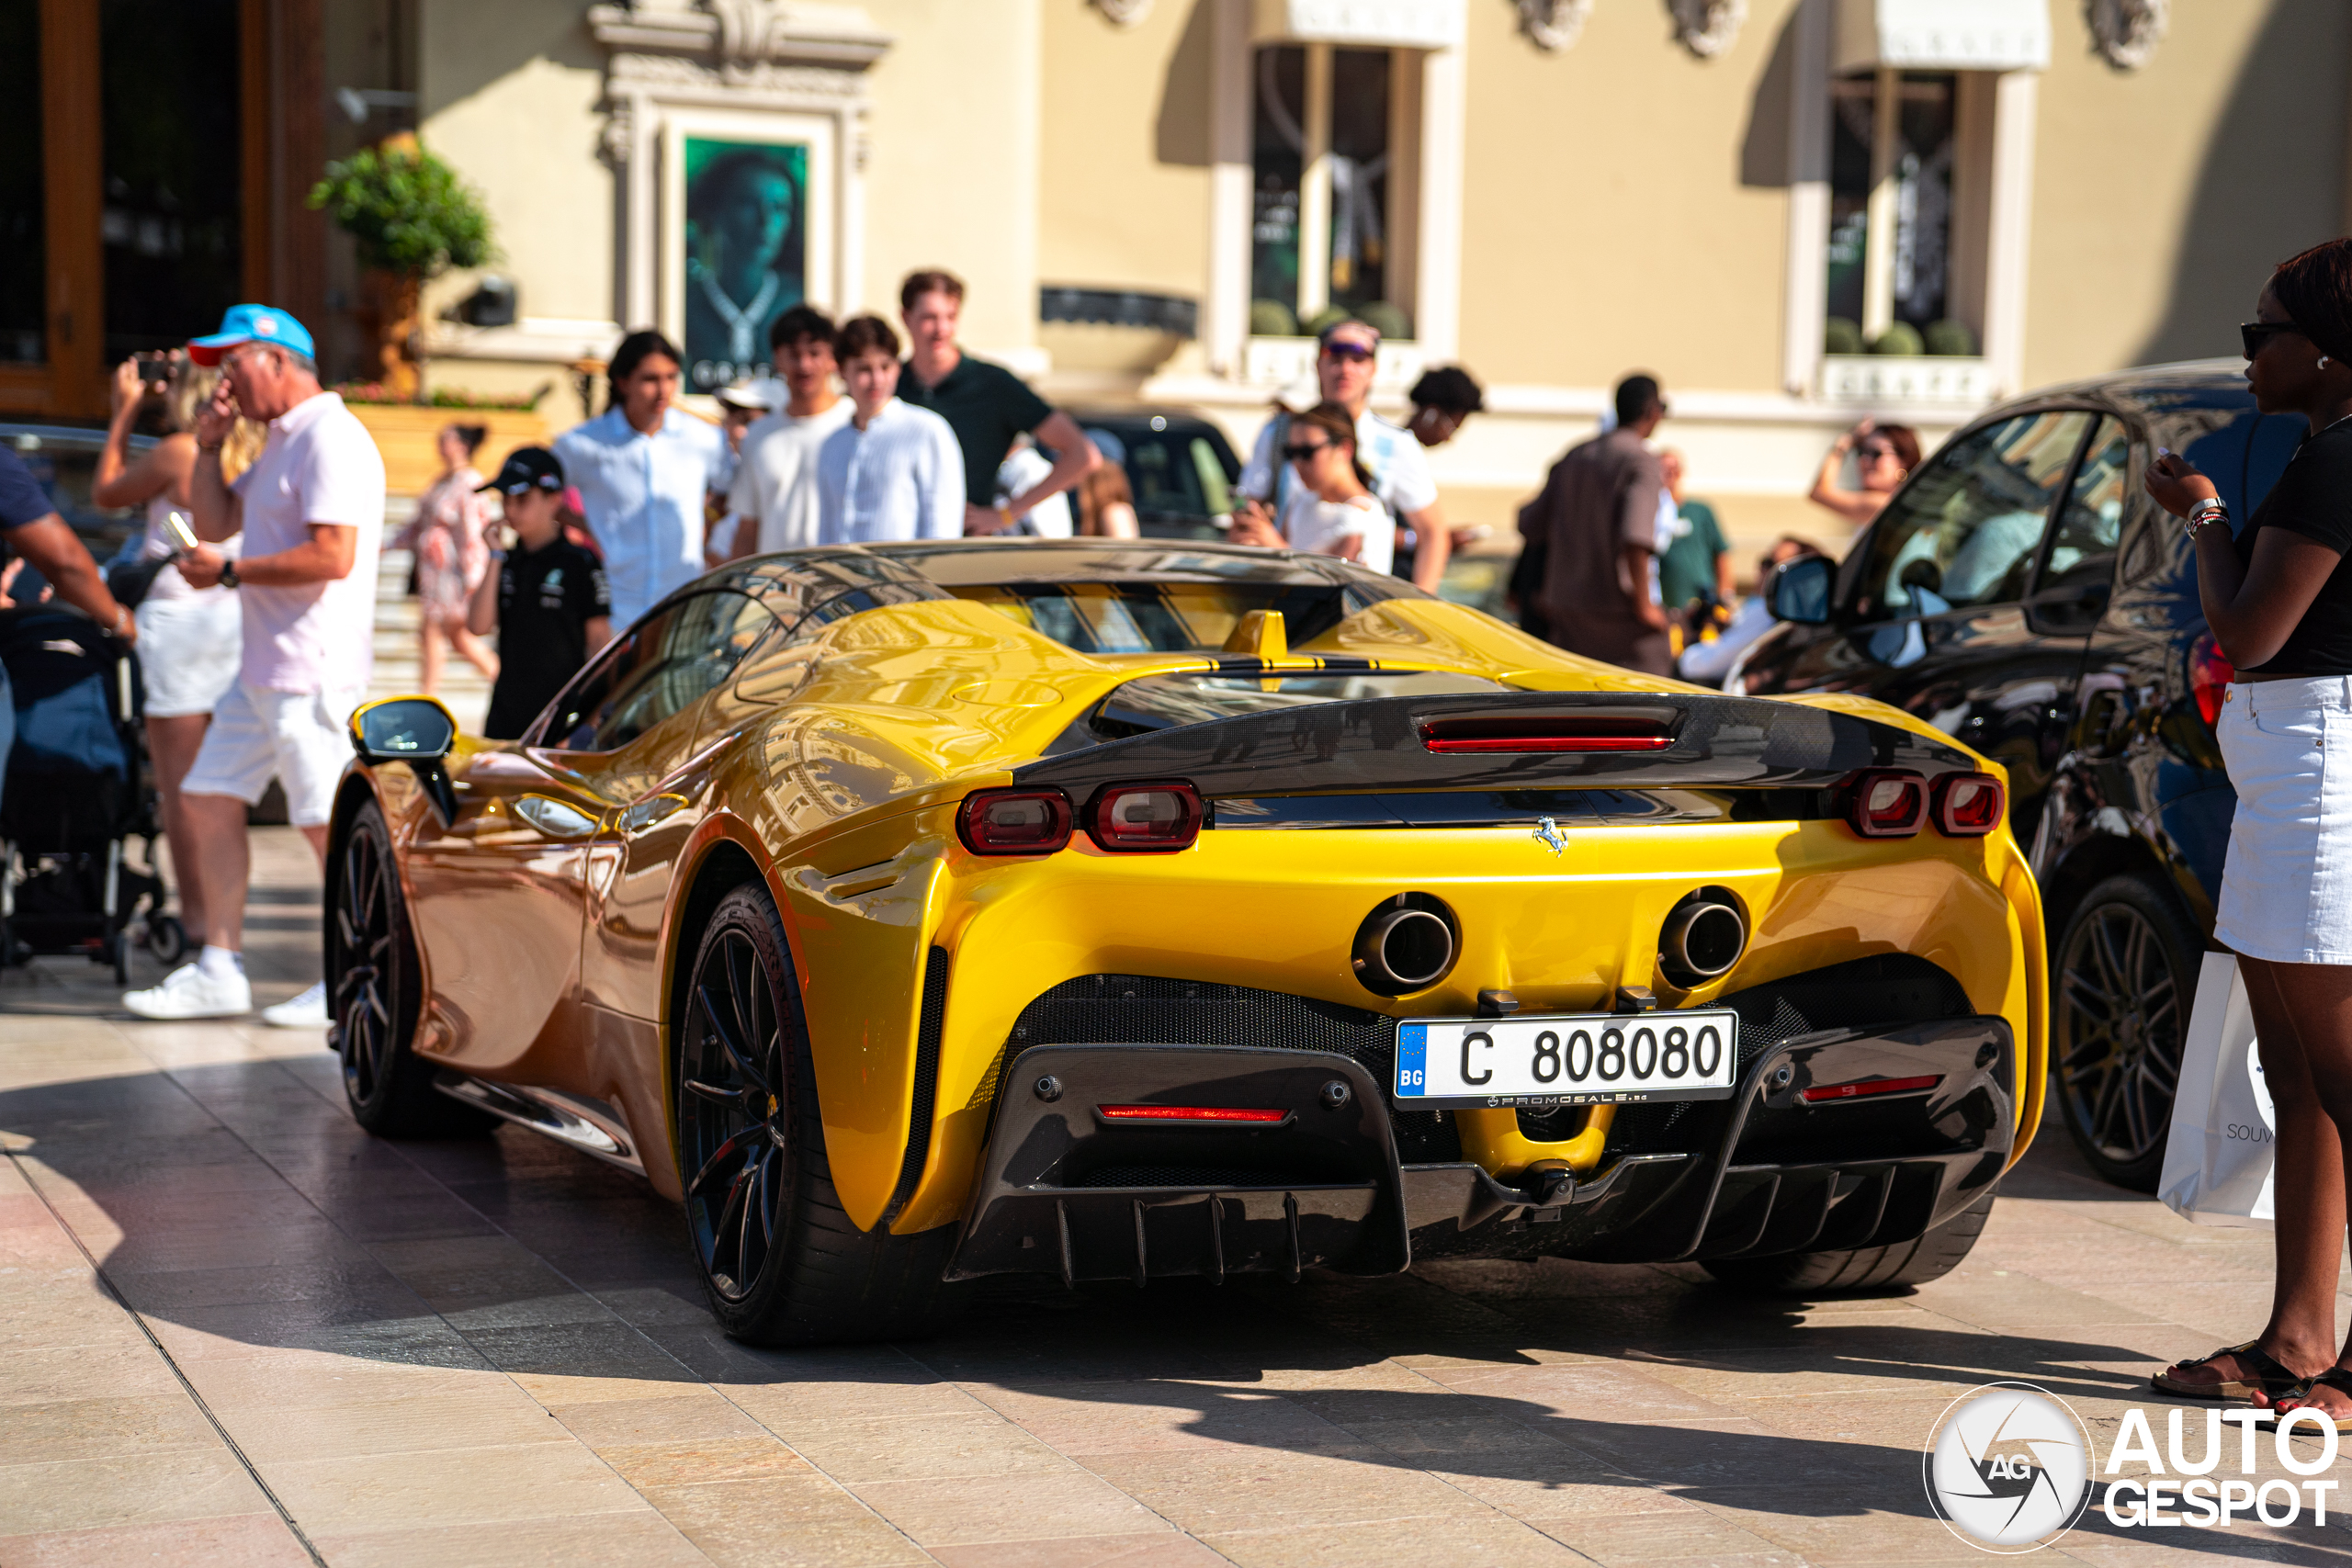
[330,799,495,1139]
[674,883,964,1347]
[1701,1190,1996,1294]
[2051,873,2199,1191]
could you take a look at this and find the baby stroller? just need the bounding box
[0,604,181,983]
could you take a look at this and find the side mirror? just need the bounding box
[1766,555,1833,626]
[349,696,459,824]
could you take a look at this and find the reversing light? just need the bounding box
[1419,716,1674,753]
[1932,772,2005,837]
[956,788,1073,855]
[2189,633,2233,729]
[1801,1073,1940,1104]
[1841,768,1927,838]
[1087,782,1203,852]
[1097,1104,1289,1123]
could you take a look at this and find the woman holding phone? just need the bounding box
[2145,237,2352,1426]
[93,352,257,953]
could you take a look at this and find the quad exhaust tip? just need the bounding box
[1659,893,1747,985]
[1353,896,1458,996]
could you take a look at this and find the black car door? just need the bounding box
[1739,408,2101,835]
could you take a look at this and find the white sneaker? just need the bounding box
[124,963,253,1021]
[261,980,332,1029]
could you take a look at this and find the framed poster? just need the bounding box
[661,110,838,395]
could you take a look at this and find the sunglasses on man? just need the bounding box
[2241,320,2303,359]
[1320,341,1376,363]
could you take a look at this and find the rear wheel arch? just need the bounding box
[2039,818,2192,944]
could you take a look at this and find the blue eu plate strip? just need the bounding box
[1396,1023,1427,1096]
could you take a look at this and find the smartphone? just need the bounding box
[162,511,199,554]
[135,352,174,388]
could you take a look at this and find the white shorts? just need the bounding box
[134,592,242,719]
[181,681,365,829]
[2216,675,2352,965]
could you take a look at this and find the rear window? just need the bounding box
[953,580,1391,654]
[1094,670,1510,737]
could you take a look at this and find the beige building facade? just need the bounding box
[395,0,2350,551]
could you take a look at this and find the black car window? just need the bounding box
[1085,425,1239,520]
[1854,410,2093,620]
[534,591,775,752]
[2037,417,2131,596]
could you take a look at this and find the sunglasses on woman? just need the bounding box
[1283,440,1332,463]
[1857,443,1899,462]
[2241,320,2303,359]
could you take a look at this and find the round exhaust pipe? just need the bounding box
[1352,896,1458,995]
[1659,893,1747,986]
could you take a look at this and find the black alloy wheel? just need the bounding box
[679,916,793,1302]
[672,884,964,1345]
[2052,874,2195,1191]
[331,800,491,1138]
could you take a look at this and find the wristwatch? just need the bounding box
[218,560,240,589]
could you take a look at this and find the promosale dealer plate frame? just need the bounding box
[1394,1010,1741,1110]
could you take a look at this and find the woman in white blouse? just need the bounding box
[1233,400,1393,572]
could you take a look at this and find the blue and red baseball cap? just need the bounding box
[188,304,316,367]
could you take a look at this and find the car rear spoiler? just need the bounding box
[1013,690,1975,798]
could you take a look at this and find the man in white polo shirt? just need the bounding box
[124,305,385,1023]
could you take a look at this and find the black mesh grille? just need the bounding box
[1000,974,1460,1162]
[1601,954,1977,1156]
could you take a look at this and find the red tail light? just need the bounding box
[1842,769,1928,838]
[1419,716,1674,753]
[1087,782,1203,852]
[956,788,1073,855]
[1802,1073,1940,1104]
[1097,1104,1289,1123]
[2190,633,2233,728]
[1932,772,2005,837]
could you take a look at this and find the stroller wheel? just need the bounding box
[147,914,188,966]
[112,931,131,987]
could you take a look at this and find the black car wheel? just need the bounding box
[2052,874,2197,1190]
[1703,1190,1996,1294]
[675,884,961,1345]
[331,799,492,1138]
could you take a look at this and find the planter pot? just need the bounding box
[345,403,550,498]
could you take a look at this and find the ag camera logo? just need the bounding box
[1923,1383,2093,1551]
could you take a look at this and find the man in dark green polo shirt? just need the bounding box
[897,269,1099,535]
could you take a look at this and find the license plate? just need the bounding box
[1393,1010,1740,1109]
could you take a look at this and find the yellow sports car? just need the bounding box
[328,539,2044,1343]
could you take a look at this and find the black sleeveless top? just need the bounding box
[2236,419,2352,675]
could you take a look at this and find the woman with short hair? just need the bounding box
[2147,236,2352,1426]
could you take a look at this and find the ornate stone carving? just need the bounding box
[1668,0,1745,58]
[2086,0,2166,70]
[1516,0,1593,51]
[1091,0,1154,24]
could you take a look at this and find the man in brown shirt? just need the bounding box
[1517,374,1673,675]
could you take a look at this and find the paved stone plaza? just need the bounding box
[0,829,2348,1565]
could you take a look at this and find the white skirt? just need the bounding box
[2216,675,2352,965]
[135,592,242,719]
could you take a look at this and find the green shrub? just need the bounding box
[1824,317,1865,355]
[1300,305,1352,338]
[1249,299,1300,338]
[309,143,494,278]
[1869,321,1925,356]
[1923,318,1978,356]
[1356,300,1413,341]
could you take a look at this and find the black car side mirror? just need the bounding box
[1765,555,1833,626]
[349,696,459,824]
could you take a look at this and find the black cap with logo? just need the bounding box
[476,446,565,496]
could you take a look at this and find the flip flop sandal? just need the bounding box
[2152,1340,2307,1405]
[2274,1369,2352,1433]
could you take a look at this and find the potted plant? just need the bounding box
[308,133,493,400]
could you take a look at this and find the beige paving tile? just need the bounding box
[0,1511,313,1566]
[1529,1504,1807,1567]
[770,1411,1083,1483]
[656,1509,933,1568]
[637,1473,894,1549]
[227,1382,578,1462]
[1205,1514,1585,1568]
[0,1343,183,1406]
[929,1530,1230,1568]
[1076,1447,1487,1535]
[851,1470,1172,1547]
[0,1392,225,1468]
[308,1507,715,1567]
[264,1440,652,1532]
[597,1436,820,1489]
[0,1448,273,1534]
[970,1383,1358,1459]
[548,1393,774,1450]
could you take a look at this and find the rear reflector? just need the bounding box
[1420,716,1674,753]
[1932,771,2005,836]
[1097,1104,1289,1123]
[1841,768,1928,838]
[1801,1073,1940,1104]
[957,788,1074,854]
[1087,782,1204,852]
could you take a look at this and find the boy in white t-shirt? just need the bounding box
[125,305,386,1024]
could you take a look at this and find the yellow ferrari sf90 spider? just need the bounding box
[329,539,2043,1343]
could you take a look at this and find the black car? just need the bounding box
[1073,409,1243,540]
[1735,360,2300,1190]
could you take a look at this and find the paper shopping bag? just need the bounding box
[2157,952,2276,1228]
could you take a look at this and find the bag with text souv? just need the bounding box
[2158,952,2276,1228]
